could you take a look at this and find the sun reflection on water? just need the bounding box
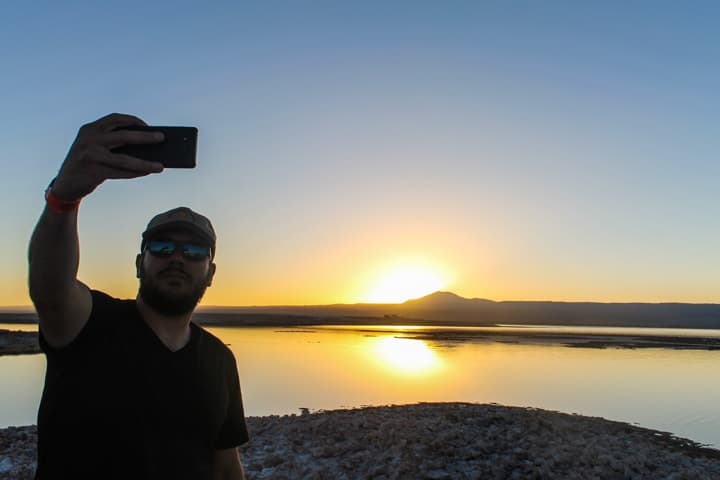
[369,336,442,375]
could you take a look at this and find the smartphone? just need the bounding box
[112,126,198,168]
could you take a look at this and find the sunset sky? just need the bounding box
[2,1,720,307]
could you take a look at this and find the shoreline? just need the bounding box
[0,330,40,356]
[386,328,720,350]
[3,402,720,479]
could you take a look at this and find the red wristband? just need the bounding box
[45,181,81,213]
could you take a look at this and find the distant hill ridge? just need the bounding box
[192,291,720,329]
[402,291,494,309]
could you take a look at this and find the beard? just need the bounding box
[139,269,208,316]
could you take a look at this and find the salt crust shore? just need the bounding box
[2,403,720,479]
[0,330,40,355]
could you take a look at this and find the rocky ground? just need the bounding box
[0,426,36,479]
[3,403,720,479]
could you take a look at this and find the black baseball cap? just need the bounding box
[141,207,216,252]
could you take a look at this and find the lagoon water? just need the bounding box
[2,323,719,448]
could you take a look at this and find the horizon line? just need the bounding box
[3,290,720,312]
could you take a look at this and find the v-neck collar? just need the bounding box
[133,305,197,354]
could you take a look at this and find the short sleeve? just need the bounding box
[39,289,117,359]
[214,351,250,448]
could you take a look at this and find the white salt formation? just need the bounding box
[240,403,720,479]
[3,403,720,479]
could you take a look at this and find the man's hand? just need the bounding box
[30,113,166,347]
[51,113,165,201]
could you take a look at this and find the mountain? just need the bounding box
[402,291,494,309]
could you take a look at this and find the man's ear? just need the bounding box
[136,254,144,279]
[206,262,216,287]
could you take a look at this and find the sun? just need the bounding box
[362,262,448,303]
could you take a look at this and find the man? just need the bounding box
[28,113,249,479]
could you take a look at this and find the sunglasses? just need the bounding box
[146,240,211,261]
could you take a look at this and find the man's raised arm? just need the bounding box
[28,113,165,347]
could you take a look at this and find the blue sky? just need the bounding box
[2,1,720,306]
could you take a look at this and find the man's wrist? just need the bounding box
[45,179,81,213]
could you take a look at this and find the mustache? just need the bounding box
[159,267,189,278]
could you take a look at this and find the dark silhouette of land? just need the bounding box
[4,292,720,329]
[190,291,720,329]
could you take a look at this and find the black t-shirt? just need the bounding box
[36,290,249,480]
